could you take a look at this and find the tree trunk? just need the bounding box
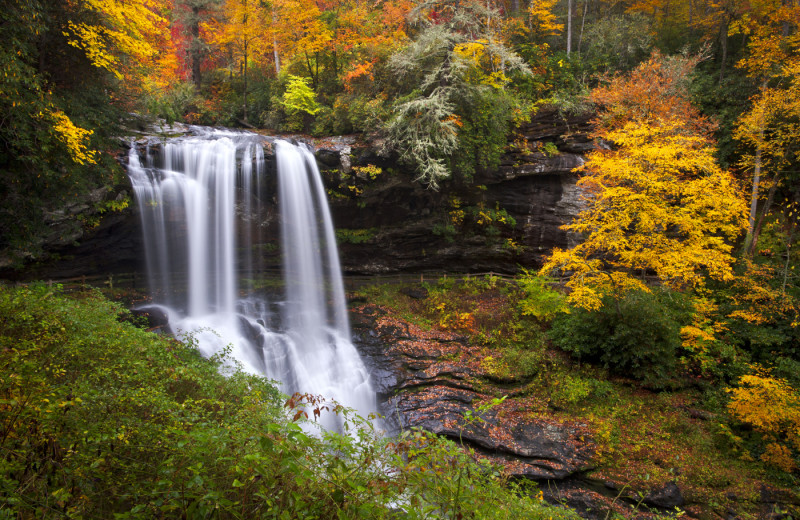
[191,7,202,88]
[718,18,728,82]
[567,0,573,56]
[782,226,795,293]
[748,179,777,257]
[578,0,588,55]
[243,42,248,124]
[744,81,768,256]
[272,6,281,74]
[744,141,763,252]
[305,53,317,89]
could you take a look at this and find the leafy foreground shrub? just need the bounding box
[548,288,692,386]
[0,284,577,519]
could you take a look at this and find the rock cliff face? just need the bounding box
[0,109,592,281]
[321,108,593,275]
[352,304,596,482]
[349,303,694,520]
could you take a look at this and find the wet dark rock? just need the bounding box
[541,480,638,520]
[352,305,595,482]
[315,148,341,167]
[759,486,800,519]
[129,305,170,330]
[644,481,684,509]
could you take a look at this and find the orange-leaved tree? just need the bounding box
[272,0,332,88]
[320,0,412,92]
[540,52,748,310]
[203,0,273,123]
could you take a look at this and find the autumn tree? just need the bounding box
[731,0,800,256]
[540,53,748,310]
[272,0,332,88]
[728,367,800,472]
[690,0,752,81]
[313,0,412,93]
[204,0,272,123]
[174,0,222,88]
[0,0,169,261]
[521,0,563,43]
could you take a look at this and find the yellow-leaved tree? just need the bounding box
[728,367,800,472]
[731,0,800,256]
[64,0,167,80]
[540,53,748,310]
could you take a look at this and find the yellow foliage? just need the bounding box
[203,0,274,67]
[679,295,733,375]
[541,114,747,309]
[453,40,509,88]
[272,0,332,66]
[728,370,800,437]
[47,110,97,165]
[726,260,797,326]
[527,0,563,38]
[761,443,797,473]
[65,0,167,79]
[727,368,800,471]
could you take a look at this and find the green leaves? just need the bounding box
[0,285,579,519]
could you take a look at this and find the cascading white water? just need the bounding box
[127,130,376,427]
[275,141,374,417]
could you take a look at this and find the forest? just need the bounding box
[1,0,799,517]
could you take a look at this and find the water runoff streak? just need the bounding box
[127,130,376,426]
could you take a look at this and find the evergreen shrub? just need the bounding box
[548,288,692,386]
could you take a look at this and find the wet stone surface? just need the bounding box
[351,304,596,482]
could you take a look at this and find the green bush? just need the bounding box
[145,81,198,125]
[515,270,566,322]
[548,288,692,386]
[549,373,615,410]
[450,88,524,183]
[0,284,579,519]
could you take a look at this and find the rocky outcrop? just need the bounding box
[0,185,142,280]
[349,303,711,519]
[352,304,596,482]
[319,109,593,274]
[2,109,592,281]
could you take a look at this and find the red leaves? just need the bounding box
[284,392,331,422]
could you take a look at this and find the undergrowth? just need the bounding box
[0,283,577,519]
[357,275,800,519]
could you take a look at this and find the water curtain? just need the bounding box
[127,131,376,426]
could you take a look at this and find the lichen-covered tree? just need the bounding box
[383,0,531,188]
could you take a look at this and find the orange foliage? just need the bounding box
[590,51,716,136]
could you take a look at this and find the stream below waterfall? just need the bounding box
[127,128,377,427]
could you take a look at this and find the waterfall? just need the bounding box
[127,130,376,427]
